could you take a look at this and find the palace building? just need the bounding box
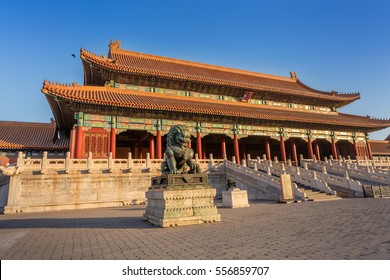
[2,40,390,164]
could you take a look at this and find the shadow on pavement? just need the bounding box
[0,217,156,229]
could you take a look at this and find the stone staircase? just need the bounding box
[296,183,342,202]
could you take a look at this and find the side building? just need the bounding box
[0,120,68,166]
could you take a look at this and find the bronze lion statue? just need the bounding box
[161,124,200,174]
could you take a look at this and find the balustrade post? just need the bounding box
[232,156,236,164]
[108,152,113,171]
[209,153,214,166]
[65,152,70,173]
[127,152,133,169]
[17,151,24,167]
[195,153,200,165]
[41,151,48,173]
[299,154,304,167]
[241,159,247,167]
[87,152,93,171]
[146,152,151,168]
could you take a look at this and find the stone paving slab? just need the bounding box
[1,198,390,260]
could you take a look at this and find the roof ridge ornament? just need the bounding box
[109,39,121,52]
[289,71,298,81]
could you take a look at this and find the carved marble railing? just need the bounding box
[247,158,336,196]
[369,156,390,170]
[225,159,305,201]
[302,157,389,186]
[0,152,224,176]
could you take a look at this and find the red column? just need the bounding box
[149,134,155,159]
[366,140,373,160]
[314,141,320,160]
[291,140,298,166]
[188,140,192,149]
[307,137,314,159]
[265,137,271,160]
[331,138,338,160]
[156,130,162,159]
[221,135,226,159]
[233,134,240,164]
[110,127,116,159]
[353,139,359,160]
[197,132,202,159]
[69,127,76,159]
[202,142,206,159]
[280,136,286,162]
[75,125,83,159]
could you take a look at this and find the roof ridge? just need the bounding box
[0,120,56,126]
[107,40,295,83]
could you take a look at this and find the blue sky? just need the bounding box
[0,0,389,139]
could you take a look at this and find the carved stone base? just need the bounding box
[144,174,221,227]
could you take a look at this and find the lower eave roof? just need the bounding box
[41,82,390,132]
[370,140,390,155]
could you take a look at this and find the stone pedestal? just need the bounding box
[279,173,295,203]
[144,174,221,227]
[222,188,249,208]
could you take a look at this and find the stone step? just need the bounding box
[306,196,343,202]
[297,186,342,202]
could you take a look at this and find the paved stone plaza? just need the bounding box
[0,198,390,260]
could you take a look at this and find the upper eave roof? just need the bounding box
[79,40,360,106]
[42,82,390,132]
[0,120,69,150]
